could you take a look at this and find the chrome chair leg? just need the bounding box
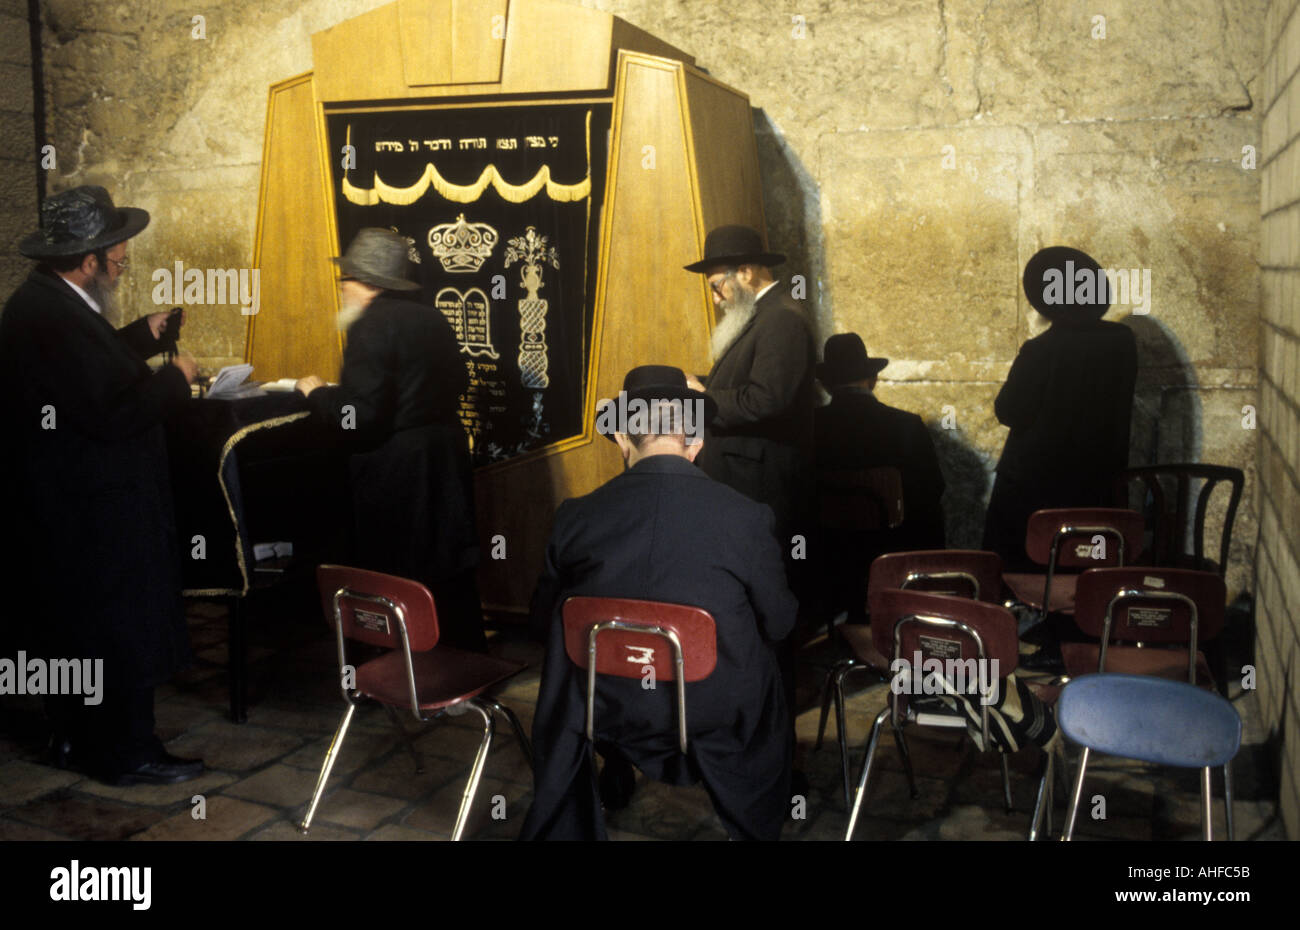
[1201,766,1214,841]
[1223,761,1234,841]
[815,665,836,751]
[834,667,852,810]
[451,699,495,841]
[845,707,890,841]
[1029,746,1054,841]
[485,698,534,770]
[892,719,918,799]
[1000,752,1013,813]
[300,703,356,834]
[1062,746,1091,841]
[383,703,423,774]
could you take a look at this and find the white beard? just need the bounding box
[337,294,367,332]
[710,298,757,361]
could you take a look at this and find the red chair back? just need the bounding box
[868,550,1004,604]
[1073,567,1226,645]
[1025,508,1145,570]
[561,597,717,683]
[317,564,440,652]
[868,588,1020,676]
[816,466,904,530]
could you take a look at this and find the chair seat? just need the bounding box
[356,647,525,711]
[1003,572,1078,614]
[1060,643,1216,690]
[838,623,890,671]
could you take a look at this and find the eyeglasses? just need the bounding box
[106,256,129,270]
[708,270,737,296]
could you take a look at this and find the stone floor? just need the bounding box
[0,586,1286,842]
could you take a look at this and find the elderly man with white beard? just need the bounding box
[683,225,816,546]
[295,228,486,651]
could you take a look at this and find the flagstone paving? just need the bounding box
[0,592,1285,841]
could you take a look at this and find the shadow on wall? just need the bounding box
[752,109,829,347]
[1123,314,1202,468]
[930,425,993,551]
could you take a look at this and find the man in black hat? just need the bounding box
[683,225,816,544]
[296,228,485,650]
[0,185,203,784]
[983,246,1138,570]
[813,334,946,621]
[521,365,796,840]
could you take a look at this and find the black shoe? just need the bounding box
[105,753,204,786]
[598,754,637,812]
[48,735,80,771]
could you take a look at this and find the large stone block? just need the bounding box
[818,125,1029,368]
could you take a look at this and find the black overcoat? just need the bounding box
[0,269,192,688]
[695,283,816,539]
[306,296,480,639]
[982,319,1138,568]
[520,454,796,840]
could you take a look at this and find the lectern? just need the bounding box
[249,0,769,610]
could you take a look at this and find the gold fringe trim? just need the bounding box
[181,410,312,600]
[342,162,590,206]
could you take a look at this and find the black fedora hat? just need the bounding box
[19,185,150,259]
[817,333,888,388]
[1022,245,1111,323]
[684,224,785,273]
[595,365,717,442]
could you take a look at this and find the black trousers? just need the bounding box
[45,685,163,775]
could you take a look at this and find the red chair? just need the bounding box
[561,597,717,756]
[300,565,531,839]
[843,588,1021,841]
[1028,566,1234,839]
[1003,508,1145,617]
[815,550,1004,809]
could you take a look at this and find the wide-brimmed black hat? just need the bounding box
[817,333,888,388]
[595,365,717,442]
[683,224,785,273]
[19,185,150,258]
[333,228,420,291]
[1022,245,1111,323]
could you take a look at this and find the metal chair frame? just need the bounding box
[844,610,1012,841]
[817,559,993,810]
[1039,523,1128,618]
[584,620,690,754]
[300,585,531,840]
[1056,675,1241,841]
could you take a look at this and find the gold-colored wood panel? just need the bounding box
[683,69,765,243]
[397,0,454,86]
[247,74,341,382]
[312,4,413,103]
[451,0,507,84]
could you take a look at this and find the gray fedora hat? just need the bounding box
[19,185,150,258]
[334,228,420,291]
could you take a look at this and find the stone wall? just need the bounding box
[0,0,37,298]
[1258,0,1300,840]
[31,0,1263,589]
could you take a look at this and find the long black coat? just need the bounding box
[520,454,796,840]
[0,269,192,689]
[696,283,816,540]
[983,320,1137,568]
[305,295,480,643]
[814,387,946,548]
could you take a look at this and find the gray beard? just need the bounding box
[337,294,367,331]
[710,288,758,361]
[84,272,118,320]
